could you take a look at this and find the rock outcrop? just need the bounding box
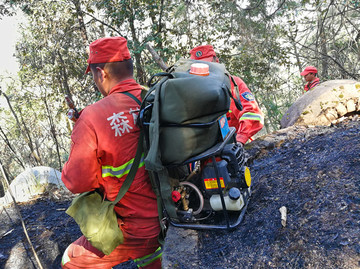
[280,80,360,128]
[0,166,70,206]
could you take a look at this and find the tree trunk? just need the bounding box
[57,51,72,97]
[72,0,89,48]
[146,43,168,71]
[320,30,328,79]
[127,7,146,84]
[1,90,41,166]
[0,126,26,169]
[18,106,43,165]
[43,95,63,171]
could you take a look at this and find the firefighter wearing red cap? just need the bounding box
[189,45,264,144]
[300,66,320,92]
[61,37,161,268]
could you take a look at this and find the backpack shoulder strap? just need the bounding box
[229,75,243,111]
[121,89,149,106]
[121,91,142,105]
[121,90,168,244]
[111,91,145,205]
[113,131,143,204]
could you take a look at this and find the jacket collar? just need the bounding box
[108,79,142,95]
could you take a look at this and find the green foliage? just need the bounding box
[0,1,16,16]
[1,0,359,179]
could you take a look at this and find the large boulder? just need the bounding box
[280,80,360,128]
[0,166,70,206]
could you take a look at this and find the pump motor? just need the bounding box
[201,143,251,195]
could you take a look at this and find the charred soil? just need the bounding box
[1,120,359,269]
[198,119,360,269]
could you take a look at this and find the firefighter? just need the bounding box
[61,37,161,269]
[300,66,320,92]
[189,45,264,144]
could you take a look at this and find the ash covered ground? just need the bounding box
[1,119,359,269]
[197,119,360,269]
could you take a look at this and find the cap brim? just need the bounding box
[300,71,309,76]
[85,65,91,74]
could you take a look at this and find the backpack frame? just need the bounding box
[138,60,251,231]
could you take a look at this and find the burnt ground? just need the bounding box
[1,119,360,269]
[197,119,360,269]
[0,194,135,269]
[0,195,81,269]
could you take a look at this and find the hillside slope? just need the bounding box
[197,119,360,269]
[0,119,359,269]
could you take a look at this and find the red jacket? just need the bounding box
[62,79,160,239]
[226,76,264,144]
[304,77,320,92]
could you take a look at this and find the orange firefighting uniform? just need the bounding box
[226,76,264,144]
[61,79,161,269]
[304,77,320,92]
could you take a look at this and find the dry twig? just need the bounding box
[0,163,44,269]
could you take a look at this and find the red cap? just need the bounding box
[300,66,318,76]
[189,45,218,62]
[85,36,131,73]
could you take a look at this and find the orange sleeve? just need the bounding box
[230,76,264,144]
[61,114,102,194]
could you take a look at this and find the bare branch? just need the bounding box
[83,11,123,36]
[145,43,168,71]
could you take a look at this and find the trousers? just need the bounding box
[61,235,161,269]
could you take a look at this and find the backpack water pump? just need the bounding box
[139,59,251,230]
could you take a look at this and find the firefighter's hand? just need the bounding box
[67,109,78,122]
[236,141,244,147]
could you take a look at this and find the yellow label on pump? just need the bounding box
[244,167,251,187]
[204,178,225,189]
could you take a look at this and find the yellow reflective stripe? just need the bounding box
[240,112,264,124]
[102,153,145,178]
[134,246,163,268]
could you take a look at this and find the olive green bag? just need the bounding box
[142,60,233,171]
[66,132,143,256]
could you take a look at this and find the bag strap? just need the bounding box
[147,72,174,88]
[112,91,144,205]
[120,91,168,244]
[113,130,143,204]
[121,91,142,105]
[229,75,243,111]
[121,91,168,244]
